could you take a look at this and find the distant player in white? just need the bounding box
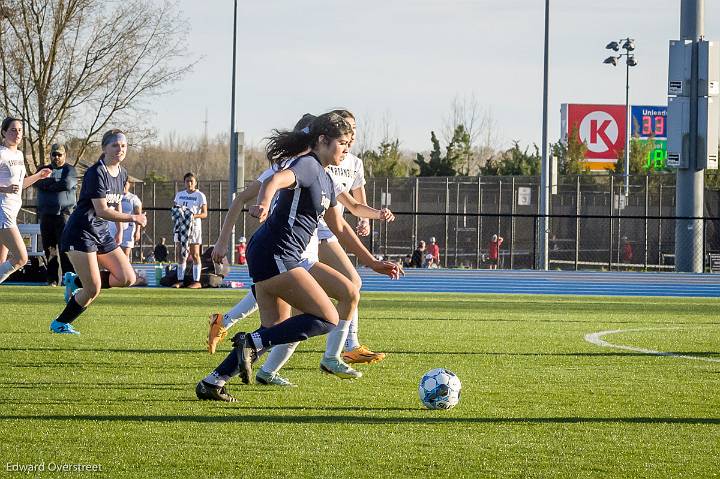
[108,178,142,259]
[0,117,51,284]
[173,172,207,288]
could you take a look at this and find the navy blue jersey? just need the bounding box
[65,159,127,235]
[254,153,336,262]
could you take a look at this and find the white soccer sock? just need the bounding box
[344,308,360,351]
[203,370,230,387]
[260,342,299,375]
[192,263,201,282]
[324,319,350,360]
[177,262,186,281]
[222,291,258,328]
[0,261,17,284]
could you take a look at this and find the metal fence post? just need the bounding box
[413,177,418,254]
[608,175,614,270]
[658,183,663,265]
[644,175,649,270]
[476,176,482,268]
[444,178,449,268]
[454,180,460,267]
[575,175,580,270]
[510,177,515,269]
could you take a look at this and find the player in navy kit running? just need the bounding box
[49,129,147,334]
[196,112,402,401]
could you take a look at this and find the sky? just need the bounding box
[150,0,720,153]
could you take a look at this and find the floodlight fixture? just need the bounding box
[606,41,620,51]
[622,39,635,51]
[627,56,638,67]
[603,56,619,66]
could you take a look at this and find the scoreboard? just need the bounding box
[631,105,668,170]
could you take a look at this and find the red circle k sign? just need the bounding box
[567,104,626,160]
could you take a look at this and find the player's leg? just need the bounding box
[255,301,298,386]
[319,239,386,364]
[187,243,202,288]
[208,288,259,353]
[50,250,101,334]
[307,260,363,378]
[0,227,28,284]
[96,247,136,288]
[199,268,341,398]
[0,243,7,263]
[40,216,59,285]
[174,237,187,287]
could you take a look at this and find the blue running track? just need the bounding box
[133,265,720,298]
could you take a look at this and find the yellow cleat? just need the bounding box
[207,313,228,354]
[342,345,386,365]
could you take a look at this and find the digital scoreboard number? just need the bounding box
[631,106,668,170]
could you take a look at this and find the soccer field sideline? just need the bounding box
[132,264,720,297]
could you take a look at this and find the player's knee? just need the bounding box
[14,251,28,269]
[322,307,339,326]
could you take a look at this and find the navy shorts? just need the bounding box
[60,223,118,255]
[246,231,303,283]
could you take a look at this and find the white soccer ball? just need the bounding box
[418,368,461,410]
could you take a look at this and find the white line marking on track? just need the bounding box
[584,327,720,363]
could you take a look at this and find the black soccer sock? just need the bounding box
[73,275,83,288]
[55,296,87,324]
[252,313,334,349]
[100,271,112,289]
[214,326,267,378]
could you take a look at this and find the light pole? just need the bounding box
[604,38,637,197]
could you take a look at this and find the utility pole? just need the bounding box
[228,0,238,263]
[672,0,706,272]
[538,0,550,270]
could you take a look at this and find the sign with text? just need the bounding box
[561,104,627,170]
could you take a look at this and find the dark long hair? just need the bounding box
[1,116,22,141]
[265,112,352,165]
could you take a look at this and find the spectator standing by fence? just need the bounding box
[410,240,426,268]
[34,143,77,286]
[235,236,247,265]
[488,234,503,269]
[107,178,142,260]
[428,236,440,267]
[154,237,168,262]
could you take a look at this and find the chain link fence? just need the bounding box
[18,174,720,272]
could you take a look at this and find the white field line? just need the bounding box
[584,327,720,363]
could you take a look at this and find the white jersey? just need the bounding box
[256,160,319,262]
[108,192,141,241]
[174,189,206,234]
[0,145,26,226]
[317,152,366,239]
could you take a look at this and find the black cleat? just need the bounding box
[195,380,237,402]
[231,332,257,385]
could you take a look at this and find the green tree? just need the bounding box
[613,135,656,176]
[480,141,540,176]
[552,125,590,175]
[362,139,410,177]
[415,129,462,176]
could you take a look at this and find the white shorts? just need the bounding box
[0,203,18,229]
[317,227,336,242]
[108,222,136,248]
[174,227,202,245]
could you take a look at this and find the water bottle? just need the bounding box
[154,265,163,286]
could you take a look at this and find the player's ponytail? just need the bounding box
[265,112,352,165]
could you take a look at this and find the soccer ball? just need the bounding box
[418,368,461,410]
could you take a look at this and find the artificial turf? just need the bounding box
[0,286,718,478]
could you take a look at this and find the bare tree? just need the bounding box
[442,94,500,175]
[0,0,194,170]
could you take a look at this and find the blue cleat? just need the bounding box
[63,272,78,303]
[50,320,80,335]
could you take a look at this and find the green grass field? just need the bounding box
[1,286,719,478]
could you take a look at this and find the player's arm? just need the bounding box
[133,200,142,242]
[249,170,295,222]
[92,198,147,227]
[324,207,402,280]
[23,168,52,189]
[336,191,394,222]
[194,203,208,220]
[212,181,261,263]
[351,185,370,236]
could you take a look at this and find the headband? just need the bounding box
[102,132,127,146]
